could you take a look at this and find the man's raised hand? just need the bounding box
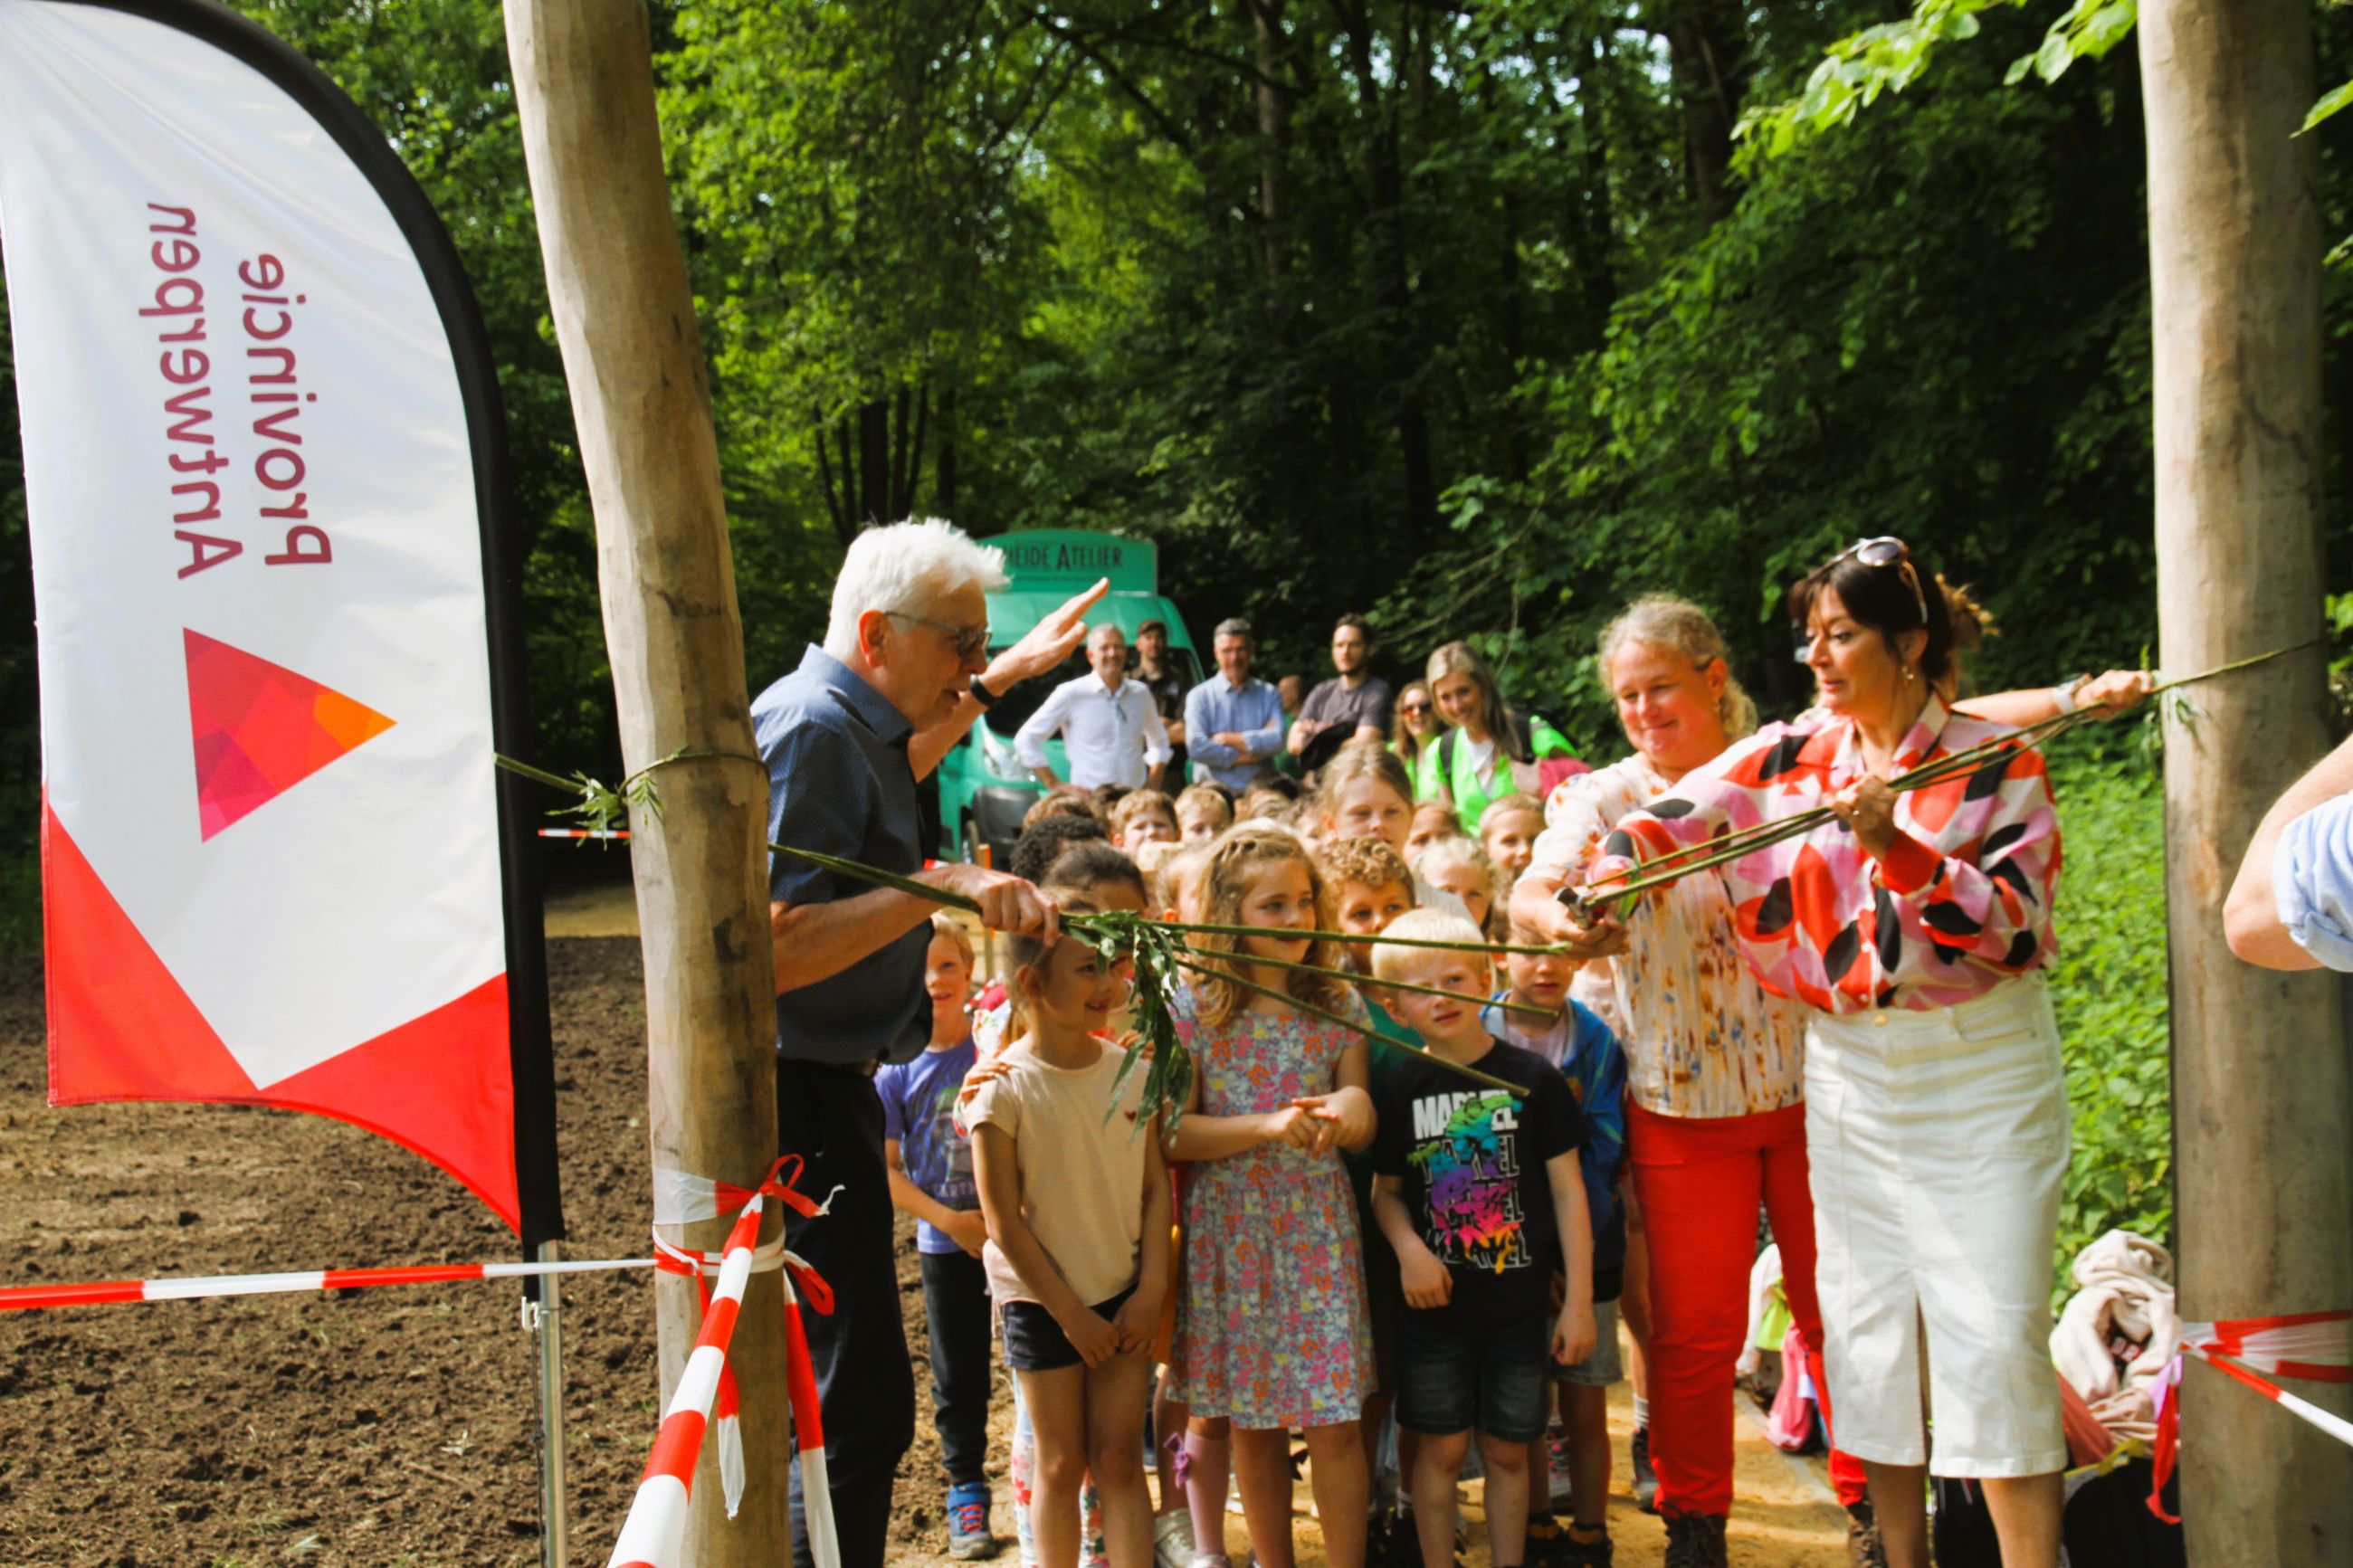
[986,577,1110,689]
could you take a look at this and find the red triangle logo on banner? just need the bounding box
[184,629,395,841]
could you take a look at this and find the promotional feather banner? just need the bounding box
[0,0,559,1240]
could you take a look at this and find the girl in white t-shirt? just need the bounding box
[967,902,1173,1568]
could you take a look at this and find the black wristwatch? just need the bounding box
[968,673,1000,708]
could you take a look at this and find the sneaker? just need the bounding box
[947,1485,996,1561]
[1154,1511,1197,1568]
[1661,1512,1728,1568]
[1558,1525,1615,1567]
[1546,1428,1577,1510]
[1370,1505,1419,1568]
[1844,1499,1888,1568]
[1628,1426,1659,1515]
[1524,1512,1566,1567]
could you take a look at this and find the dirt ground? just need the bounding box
[0,886,1852,1565]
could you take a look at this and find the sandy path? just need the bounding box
[549,872,1854,1566]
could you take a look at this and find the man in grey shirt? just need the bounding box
[1290,613,1394,775]
[756,518,1100,1568]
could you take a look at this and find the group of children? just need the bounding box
[879,736,1633,1568]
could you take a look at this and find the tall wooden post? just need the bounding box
[2141,0,2353,1557]
[503,3,791,1561]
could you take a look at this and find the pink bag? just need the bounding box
[1765,1322,1818,1452]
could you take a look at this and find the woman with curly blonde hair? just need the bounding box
[1164,827,1377,1568]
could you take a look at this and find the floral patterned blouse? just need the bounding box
[1532,755,1809,1119]
[1585,695,2062,1015]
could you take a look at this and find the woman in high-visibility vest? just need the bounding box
[1414,640,1578,832]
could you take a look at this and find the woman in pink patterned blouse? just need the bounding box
[1514,597,1868,1564]
[1581,543,2070,1568]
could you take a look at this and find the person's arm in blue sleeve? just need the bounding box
[1186,685,1239,768]
[1241,688,1284,758]
[767,722,1057,989]
[2227,731,2353,970]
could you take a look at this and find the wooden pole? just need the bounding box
[2140,0,2353,1555]
[503,3,790,1561]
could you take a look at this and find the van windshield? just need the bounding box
[983,645,1202,739]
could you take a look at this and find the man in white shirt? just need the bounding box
[1015,622,1172,791]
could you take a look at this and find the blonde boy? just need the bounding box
[1370,909,1596,1568]
[1486,923,1629,1568]
[1173,783,1234,843]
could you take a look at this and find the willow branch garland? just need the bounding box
[1567,640,2316,917]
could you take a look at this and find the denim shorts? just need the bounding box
[1396,1308,1551,1440]
[1001,1285,1136,1373]
[1548,1297,1623,1387]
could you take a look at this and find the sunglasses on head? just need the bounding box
[1834,535,1928,625]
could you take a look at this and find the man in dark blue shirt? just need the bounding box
[756,518,1101,1568]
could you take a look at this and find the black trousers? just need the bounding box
[779,1058,916,1568]
[919,1248,995,1489]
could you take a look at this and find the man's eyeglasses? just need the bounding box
[1834,535,1928,625]
[887,610,991,663]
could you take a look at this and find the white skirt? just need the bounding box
[1803,978,2069,1477]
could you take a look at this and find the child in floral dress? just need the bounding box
[1167,826,1377,1568]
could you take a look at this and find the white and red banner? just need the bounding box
[0,0,557,1235]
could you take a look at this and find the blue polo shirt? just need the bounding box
[754,645,930,1066]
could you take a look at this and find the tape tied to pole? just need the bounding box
[627,1156,837,1539]
[2148,1309,2350,1523]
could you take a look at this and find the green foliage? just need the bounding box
[1739,0,2139,156]
[2045,751,2173,1278]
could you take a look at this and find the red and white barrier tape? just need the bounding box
[608,1156,836,1568]
[0,1157,837,1566]
[606,1174,769,1568]
[539,828,630,840]
[0,1256,649,1312]
[2151,1309,2349,1521]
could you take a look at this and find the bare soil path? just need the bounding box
[0,918,1849,1565]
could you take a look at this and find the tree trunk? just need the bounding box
[502,5,790,1563]
[2140,0,2353,1557]
[937,386,958,518]
[1248,0,1291,289]
[1661,0,1744,223]
[1335,3,1439,538]
[858,397,891,527]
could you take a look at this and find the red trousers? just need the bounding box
[1627,1100,1866,1516]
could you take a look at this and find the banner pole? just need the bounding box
[534,1239,570,1568]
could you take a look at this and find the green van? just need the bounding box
[940,529,1199,865]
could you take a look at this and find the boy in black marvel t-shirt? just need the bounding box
[1368,908,1596,1568]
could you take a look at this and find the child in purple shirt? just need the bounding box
[879,915,996,1558]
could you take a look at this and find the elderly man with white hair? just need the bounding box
[755,518,1104,1568]
[1014,620,1172,792]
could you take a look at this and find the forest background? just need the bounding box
[5,0,2353,1277]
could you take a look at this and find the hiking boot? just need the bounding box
[1845,1498,1888,1568]
[1152,1509,1196,1568]
[1628,1425,1660,1514]
[1546,1427,1577,1510]
[1661,1512,1728,1568]
[1524,1511,1566,1567]
[947,1484,996,1560]
[1558,1525,1615,1567]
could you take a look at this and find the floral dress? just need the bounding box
[1169,983,1373,1429]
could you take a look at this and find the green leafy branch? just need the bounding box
[1737,0,2136,161]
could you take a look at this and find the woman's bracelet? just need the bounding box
[2052,673,2091,715]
